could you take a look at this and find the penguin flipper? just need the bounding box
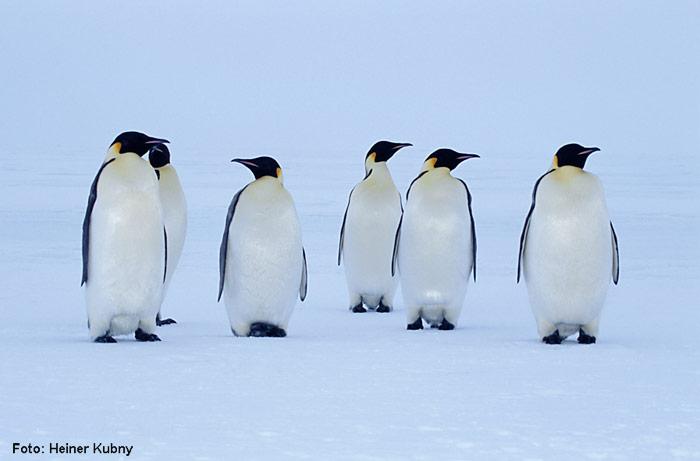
[163,227,168,284]
[81,158,116,286]
[457,179,478,282]
[218,185,248,302]
[517,169,555,283]
[611,221,620,285]
[391,214,402,277]
[299,247,308,301]
[338,188,355,266]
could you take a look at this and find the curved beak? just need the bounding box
[457,153,480,161]
[391,142,413,151]
[578,147,601,156]
[144,137,169,146]
[231,158,259,169]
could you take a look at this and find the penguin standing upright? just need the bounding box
[338,140,412,313]
[82,131,169,343]
[395,149,479,330]
[149,144,187,326]
[218,156,307,337]
[518,143,619,344]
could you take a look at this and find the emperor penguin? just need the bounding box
[338,140,412,313]
[218,156,307,337]
[149,144,187,326]
[395,149,479,330]
[81,131,170,343]
[518,143,619,344]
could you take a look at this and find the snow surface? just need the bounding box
[1,2,699,460]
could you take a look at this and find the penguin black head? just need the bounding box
[232,156,282,180]
[149,144,171,169]
[554,143,600,169]
[366,141,413,163]
[110,131,169,157]
[424,148,480,171]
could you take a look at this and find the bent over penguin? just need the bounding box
[82,131,169,343]
[218,156,307,337]
[518,143,620,344]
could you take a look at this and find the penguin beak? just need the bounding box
[145,137,170,146]
[391,142,413,151]
[457,153,480,161]
[578,147,600,156]
[231,158,259,170]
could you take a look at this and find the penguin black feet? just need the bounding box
[578,329,597,344]
[135,329,161,342]
[438,319,455,330]
[376,301,392,313]
[351,303,367,313]
[542,330,563,345]
[94,335,117,343]
[249,322,287,338]
[156,313,177,326]
[407,318,424,330]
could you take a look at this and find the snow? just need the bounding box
[1,1,699,460]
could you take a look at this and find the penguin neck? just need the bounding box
[421,164,452,178]
[364,159,392,181]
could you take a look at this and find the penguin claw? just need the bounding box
[135,329,161,342]
[438,319,455,330]
[376,302,392,313]
[94,335,117,343]
[542,330,563,344]
[351,304,367,313]
[407,318,424,330]
[156,317,177,326]
[578,329,597,344]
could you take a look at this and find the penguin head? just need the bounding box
[365,141,413,164]
[232,156,282,181]
[553,143,600,169]
[110,131,169,157]
[149,144,171,169]
[423,148,480,171]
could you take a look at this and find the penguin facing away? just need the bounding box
[149,144,188,326]
[218,156,307,337]
[395,149,479,330]
[82,131,170,343]
[338,140,412,313]
[518,143,620,345]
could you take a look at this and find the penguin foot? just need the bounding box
[351,304,367,313]
[249,322,287,338]
[135,329,161,342]
[156,317,177,326]
[376,302,392,313]
[542,330,563,344]
[578,329,596,344]
[94,335,117,343]
[407,318,424,330]
[438,319,455,330]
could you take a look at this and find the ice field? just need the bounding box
[1,1,699,460]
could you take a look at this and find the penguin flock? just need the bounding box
[82,132,619,344]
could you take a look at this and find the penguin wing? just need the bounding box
[517,169,555,283]
[611,222,620,285]
[217,185,249,302]
[391,214,402,277]
[163,227,168,284]
[457,179,478,282]
[81,158,116,286]
[300,248,308,301]
[337,188,353,266]
[405,171,428,200]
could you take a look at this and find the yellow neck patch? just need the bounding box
[420,157,437,172]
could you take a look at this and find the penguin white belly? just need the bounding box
[158,167,187,293]
[343,181,401,306]
[224,179,303,336]
[85,155,164,338]
[524,172,611,337]
[399,177,472,325]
